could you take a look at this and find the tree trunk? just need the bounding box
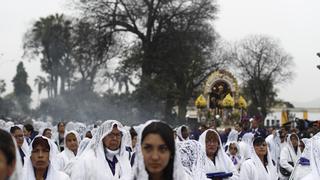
[177,99,188,122]
[60,76,65,95]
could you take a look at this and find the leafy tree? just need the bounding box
[23,14,73,96]
[12,62,32,113]
[0,80,5,96]
[77,0,219,120]
[232,35,294,118]
[70,19,120,91]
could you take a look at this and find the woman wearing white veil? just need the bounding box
[70,120,131,180]
[301,132,320,180]
[131,120,192,180]
[279,134,301,180]
[238,132,254,161]
[22,136,69,180]
[56,130,81,172]
[199,129,239,180]
[265,129,281,168]
[289,138,311,180]
[176,140,209,179]
[225,141,242,172]
[176,125,190,141]
[239,136,278,180]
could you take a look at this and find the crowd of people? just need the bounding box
[0,117,320,180]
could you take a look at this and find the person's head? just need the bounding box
[181,126,189,140]
[65,132,79,154]
[253,136,268,158]
[85,131,92,139]
[299,140,305,152]
[42,128,52,139]
[103,124,122,151]
[199,124,207,133]
[290,134,299,148]
[130,127,138,149]
[31,137,50,171]
[57,122,65,134]
[205,130,220,158]
[228,142,238,156]
[23,124,34,138]
[10,126,24,148]
[141,121,174,180]
[251,119,259,129]
[0,129,16,180]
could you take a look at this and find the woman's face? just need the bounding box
[0,150,15,180]
[254,141,268,157]
[31,145,50,170]
[66,133,78,153]
[229,143,238,156]
[206,133,219,157]
[290,135,299,148]
[142,133,171,176]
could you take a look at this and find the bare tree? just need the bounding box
[232,35,294,117]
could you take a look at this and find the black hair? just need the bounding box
[141,121,174,180]
[253,136,266,146]
[181,126,188,132]
[130,127,137,138]
[10,126,21,134]
[253,136,268,165]
[0,129,16,166]
[57,122,65,128]
[24,124,34,132]
[42,128,51,136]
[32,137,50,151]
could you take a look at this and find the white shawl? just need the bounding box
[239,138,278,180]
[176,140,209,180]
[301,132,320,180]
[22,136,70,180]
[199,129,239,180]
[280,134,301,174]
[70,120,131,180]
[57,131,81,172]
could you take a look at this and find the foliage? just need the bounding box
[12,62,32,114]
[232,35,294,118]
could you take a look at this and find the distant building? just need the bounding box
[264,107,320,127]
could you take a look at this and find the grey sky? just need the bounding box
[0,0,320,107]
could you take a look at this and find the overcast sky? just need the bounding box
[1,0,320,107]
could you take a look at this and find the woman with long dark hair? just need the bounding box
[0,129,17,180]
[132,120,191,180]
[240,136,278,180]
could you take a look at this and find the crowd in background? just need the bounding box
[0,117,320,180]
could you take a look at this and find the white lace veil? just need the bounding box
[131,120,190,180]
[176,140,208,179]
[86,120,127,156]
[307,132,320,178]
[300,138,311,159]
